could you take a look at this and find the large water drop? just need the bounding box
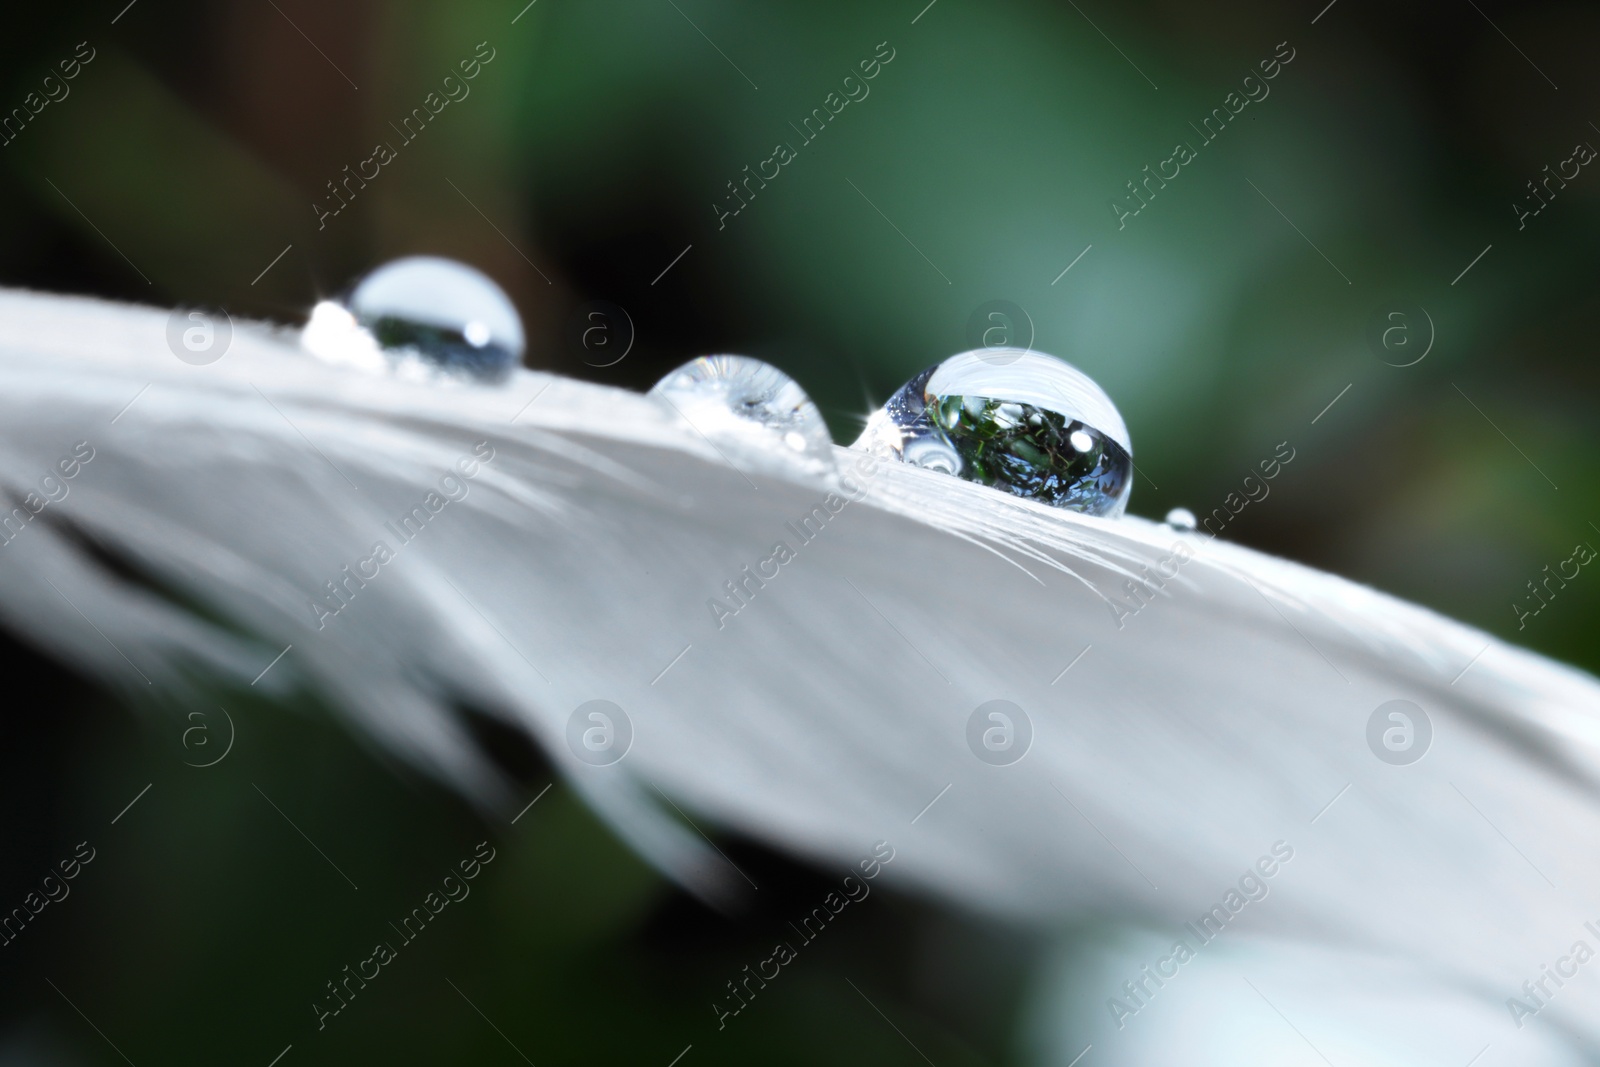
[855,349,1132,517]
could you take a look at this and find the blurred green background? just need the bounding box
[0,0,1596,1063]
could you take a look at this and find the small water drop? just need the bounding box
[855,348,1132,517]
[649,355,833,459]
[347,256,524,381]
[1164,507,1197,531]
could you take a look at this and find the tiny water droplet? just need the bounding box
[1164,507,1197,531]
[855,348,1132,517]
[346,256,524,381]
[649,355,833,458]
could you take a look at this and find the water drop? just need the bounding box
[855,348,1132,517]
[1164,507,1197,531]
[345,256,524,381]
[649,356,834,459]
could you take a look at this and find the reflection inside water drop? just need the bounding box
[855,349,1133,517]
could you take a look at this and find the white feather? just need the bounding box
[3,289,1598,1062]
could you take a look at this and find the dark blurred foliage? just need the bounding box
[0,0,1596,1062]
